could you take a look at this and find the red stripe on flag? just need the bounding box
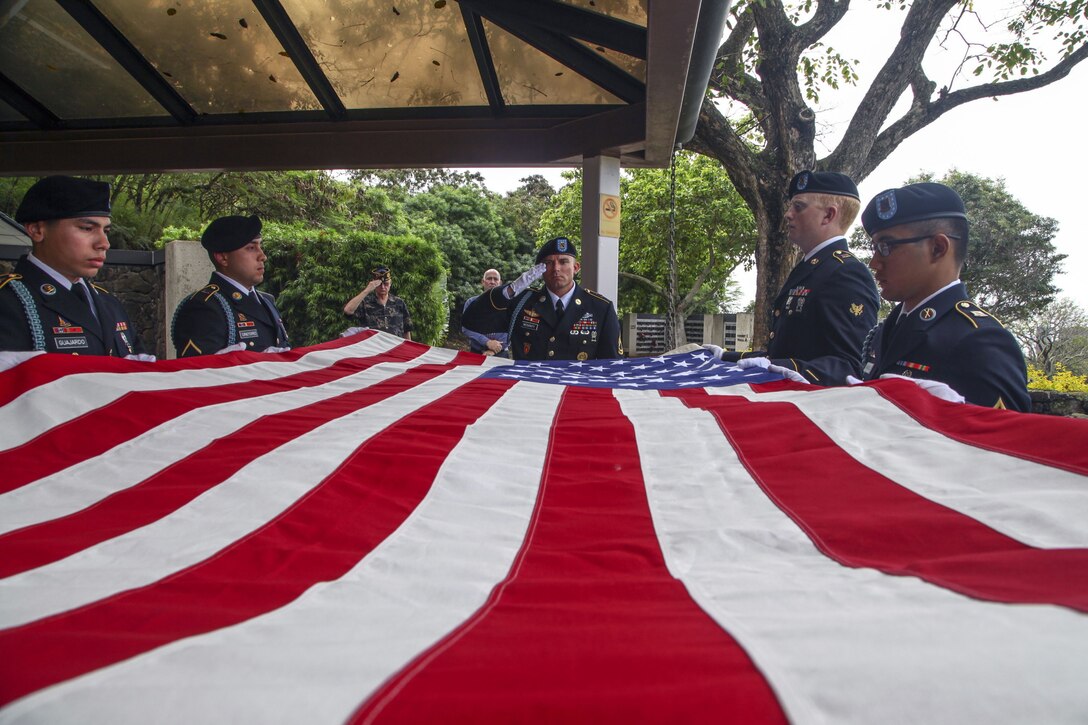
[0,342,427,494]
[862,380,1088,475]
[353,387,787,724]
[0,332,376,407]
[668,388,1088,612]
[0,356,473,577]
[0,374,511,707]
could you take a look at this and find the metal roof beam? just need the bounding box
[470,11,645,104]
[0,73,60,129]
[459,0,646,59]
[55,0,197,124]
[251,0,347,121]
[460,7,505,115]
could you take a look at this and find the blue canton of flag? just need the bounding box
[480,351,784,389]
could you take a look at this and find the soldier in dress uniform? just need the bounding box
[462,236,622,361]
[860,182,1030,411]
[714,170,878,385]
[0,176,145,357]
[171,215,290,356]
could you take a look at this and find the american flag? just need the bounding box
[1,330,1086,724]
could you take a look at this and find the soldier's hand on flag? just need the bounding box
[879,374,965,403]
[701,344,725,359]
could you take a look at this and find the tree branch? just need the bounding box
[824,0,959,174]
[860,41,1088,178]
[619,270,665,298]
[708,7,766,117]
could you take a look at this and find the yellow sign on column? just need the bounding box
[599,194,621,238]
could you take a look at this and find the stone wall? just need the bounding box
[1,258,166,358]
[1029,390,1088,418]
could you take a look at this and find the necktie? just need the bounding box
[555,299,564,317]
[72,282,96,319]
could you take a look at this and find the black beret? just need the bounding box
[15,176,112,223]
[535,236,578,264]
[201,215,262,253]
[788,170,859,200]
[861,182,967,235]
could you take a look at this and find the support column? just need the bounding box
[164,239,213,359]
[579,155,621,302]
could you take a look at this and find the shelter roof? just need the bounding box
[0,0,726,175]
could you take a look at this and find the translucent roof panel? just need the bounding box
[577,40,646,83]
[96,0,321,114]
[281,0,488,109]
[559,0,647,26]
[484,21,622,106]
[0,99,24,124]
[0,1,165,119]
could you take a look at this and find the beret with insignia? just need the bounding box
[201,215,262,253]
[15,176,112,223]
[862,182,967,235]
[535,236,578,264]
[789,170,859,200]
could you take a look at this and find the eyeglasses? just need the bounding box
[870,234,960,258]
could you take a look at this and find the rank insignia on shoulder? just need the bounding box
[833,250,854,263]
[850,303,865,317]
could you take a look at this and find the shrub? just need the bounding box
[160,221,449,346]
[1027,363,1088,393]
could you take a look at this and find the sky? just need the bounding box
[457,2,1088,313]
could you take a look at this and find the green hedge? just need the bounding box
[164,222,449,347]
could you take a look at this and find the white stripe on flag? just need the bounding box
[708,385,1088,548]
[0,335,403,451]
[0,363,489,628]
[0,347,458,536]
[617,389,1088,725]
[0,380,561,725]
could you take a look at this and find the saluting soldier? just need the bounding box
[171,215,289,356]
[343,265,413,340]
[713,170,878,385]
[0,176,145,357]
[462,236,622,361]
[860,182,1030,411]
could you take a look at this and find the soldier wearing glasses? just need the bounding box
[343,265,413,340]
[860,182,1029,411]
